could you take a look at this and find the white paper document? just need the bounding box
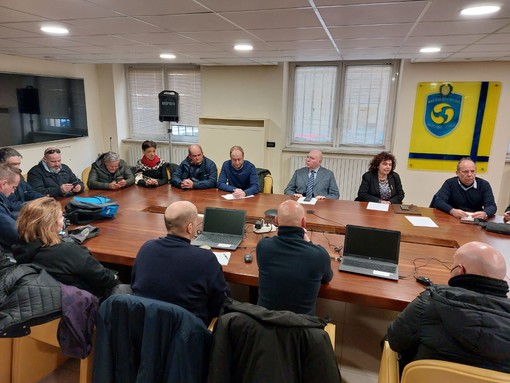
[214,252,231,266]
[367,202,390,212]
[405,216,438,228]
[221,194,255,200]
[297,197,317,205]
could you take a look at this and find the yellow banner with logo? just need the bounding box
[408,81,501,173]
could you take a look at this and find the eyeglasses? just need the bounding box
[44,148,61,155]
[450,264,461,273]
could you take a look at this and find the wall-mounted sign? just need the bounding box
[408,81,501,173]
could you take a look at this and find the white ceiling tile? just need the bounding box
[0,0,508,63]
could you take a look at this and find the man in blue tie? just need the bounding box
[284,150,340,200]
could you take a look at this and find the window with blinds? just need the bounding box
[127,65,200,143]
[289,61,398,152]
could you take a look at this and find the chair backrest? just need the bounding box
[378,341,399,383]
[93,294,211,383]
[401,359,510,383]
[208,302,340,383]
[81,166,91,191]
[263,174,273,193]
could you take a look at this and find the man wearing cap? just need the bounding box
[27,147,84,198]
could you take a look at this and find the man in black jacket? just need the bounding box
[27,147,83,197]
[256,200,333,315]
[387,241,510,373]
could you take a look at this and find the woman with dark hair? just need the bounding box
[356,151,405,204]
[12,197,119,298]
[134,140,168,187]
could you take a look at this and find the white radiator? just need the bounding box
[290,156,371,201]
[127,145,188,166]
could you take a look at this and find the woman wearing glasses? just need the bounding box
[12,197,119,298]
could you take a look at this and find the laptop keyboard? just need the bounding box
[198,233,240,245]
[342,258,396,273]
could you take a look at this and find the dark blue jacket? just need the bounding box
[431,176,497,216]
[0,193,18,250]
[93,294,212,383]
[8,176,43,214]
[256,226,333,315]
[131,234,230,325]
[217,160,259,196]
[170,156,217,189]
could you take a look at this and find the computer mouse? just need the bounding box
[244,254,253,263]
[416,276,432,286]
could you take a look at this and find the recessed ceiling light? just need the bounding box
[420,47,441,53]
[40,25,69,35]
[160,53,176,60]
[234,44,253,51]
[461,5,501,16]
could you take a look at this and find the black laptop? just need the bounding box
[191,207,246,250]
[339,225,401,280]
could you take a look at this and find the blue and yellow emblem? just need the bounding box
[408,82,501,173]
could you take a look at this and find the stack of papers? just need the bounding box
[214,252,231,266]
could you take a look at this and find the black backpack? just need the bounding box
[64,196,119,224]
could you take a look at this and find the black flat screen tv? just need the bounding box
[0,72,88,146]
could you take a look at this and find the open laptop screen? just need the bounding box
[202,207,246,235]
[344,225,401,262]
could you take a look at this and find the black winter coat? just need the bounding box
[0,255,61,337]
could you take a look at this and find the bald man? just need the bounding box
[131,201,230,325]
[284,150,340,200]
[170,144,217,189]
[387,241,510,373]
[256,200,333,315]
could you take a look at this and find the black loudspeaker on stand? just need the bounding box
[158,90,179,122]
[158,90,180,164]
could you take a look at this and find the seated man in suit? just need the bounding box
[170,144,217,189]
[430,157,496,219]
[0,147,42,215]
[284,150,340,200]
[27,147,84,198]
[387,241,510,373]
[131,200,230,325]
[256,200,333,315]
[0,165,21,250]
[218,145,259,197]
[88,151,135,190]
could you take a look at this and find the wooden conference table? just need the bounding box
[69,185,510,312]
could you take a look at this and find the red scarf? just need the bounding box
[141,155,160,168]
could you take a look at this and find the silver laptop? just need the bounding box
[339,225,401,280]
[191,207,247,250]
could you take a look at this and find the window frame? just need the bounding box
[126,64,200,144]
[286,60,400,155]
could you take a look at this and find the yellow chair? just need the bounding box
[262,173,273,193]
[11,318,93,383]
[81,166,91,190]
[378,341,399,383]
[377,340,510,383]
[401,359,510,383]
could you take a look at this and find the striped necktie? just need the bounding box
[306,170,315,198]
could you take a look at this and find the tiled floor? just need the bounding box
[37,358,80,383]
